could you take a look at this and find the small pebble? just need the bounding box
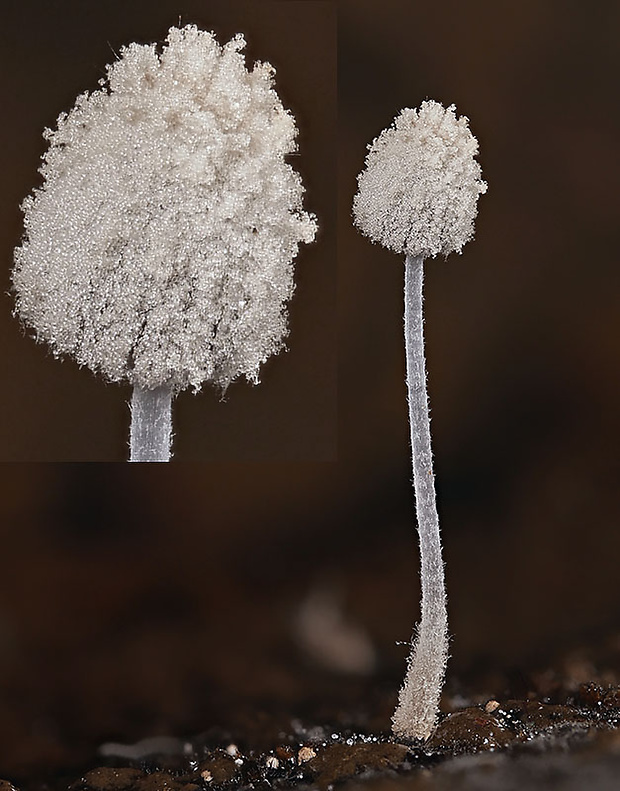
[298,746,317,764]
[485,700,500,714]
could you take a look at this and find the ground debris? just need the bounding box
[197,750,239,784]
[576,683,620,711]
[2,695,619,791]
[426,708,515,753]
[73,767,144,790]
[306,742,410,790]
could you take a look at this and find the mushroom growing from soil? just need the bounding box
[353,100,487,740]
[12,25,317,461]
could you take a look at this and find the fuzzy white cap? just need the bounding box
[13,26,317,392]
[353,100,486,258]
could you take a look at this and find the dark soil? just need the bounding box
[2,671,619,791]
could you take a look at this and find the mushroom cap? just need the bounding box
[13,26,317,392]
[353,100,487,258]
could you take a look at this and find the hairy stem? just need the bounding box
[129,385,173,462]
[392,254,448,741]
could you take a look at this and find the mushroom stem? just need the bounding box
[129,385,173,462]
[392,254,448,741]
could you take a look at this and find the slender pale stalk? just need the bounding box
[129,385,173,462]
[392,254,448,741]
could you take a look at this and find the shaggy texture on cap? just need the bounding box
[13,26,317,392]
[353,100,486,258]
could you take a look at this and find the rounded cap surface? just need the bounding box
[353,100,486,258]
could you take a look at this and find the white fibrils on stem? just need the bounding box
[353,100,486,741]
[12,25,317,461]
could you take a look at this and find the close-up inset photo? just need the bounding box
[1,0,335,461]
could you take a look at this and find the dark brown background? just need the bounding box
[1,0,620,782]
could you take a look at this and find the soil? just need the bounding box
[2,657,619,791]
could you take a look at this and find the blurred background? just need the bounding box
[1,0,620,782]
